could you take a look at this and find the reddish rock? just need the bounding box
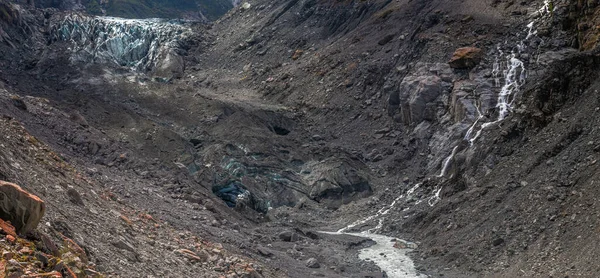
[0,181,45,235]
[175,249,208,262]
[448,47,483,69]
[6,234,15,243]
[0,219,16,238]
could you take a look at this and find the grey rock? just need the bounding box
[257,246,273,257]
[306,257,320,268]
[388,63,448,125]
[303,158,372,209]
[278,230,300,242]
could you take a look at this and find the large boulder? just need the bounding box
[302,158,371,209]
[153,49,185,80]
[448,47,483,69]
[388,65,446,126]
[0,181,45,235]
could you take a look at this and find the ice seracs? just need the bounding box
[49,14,194,73]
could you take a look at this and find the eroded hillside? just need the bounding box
[0,0,599,277]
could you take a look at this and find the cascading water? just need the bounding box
[463,1,550,145]
[464,51,527,144]
[329,2,554,277]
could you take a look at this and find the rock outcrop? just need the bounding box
[303,159,371,209]
[0,181,45,235]
[388,63,453,126]
[448,47,483,69]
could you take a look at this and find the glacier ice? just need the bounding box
[49,14,195,74]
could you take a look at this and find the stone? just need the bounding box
[291,49,304,60]
[448,47,483,69]
[153,49,185,80]
[0,181,45,235]
[305,257,320,268]
[278,230,300,242]
[304,158,372,209]
[492,237,505,246]
[175,249,207,262]
[388,69,443,126]
[111,239,136,253]
[2,251,13,260]
[378,34,394,45]
[66,188,84,206]
[0,219,16,238]
[256,246,273,257]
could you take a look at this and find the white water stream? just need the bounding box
[320,231,420,278]
[330,2,553,277]
[463,0,551,145]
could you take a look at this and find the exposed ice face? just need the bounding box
[49,14,194,72]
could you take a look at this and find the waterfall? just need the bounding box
[437,146,459,178]
[464,0,551,145]
[337,0,554,231]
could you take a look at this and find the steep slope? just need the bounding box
[200,0,600,276]
[1,0,600,277]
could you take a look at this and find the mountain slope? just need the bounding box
[1,0,600,277]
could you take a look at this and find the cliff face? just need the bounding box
[0,0,600,277]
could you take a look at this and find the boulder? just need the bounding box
[153,49,185,80]
[0,181,45,235]
[388,63,454,126]
[390,74,443,125]
[305,257,320,268]
[303,158,371,209]
[278,230,300,242]
[0,219,16,238]
[449,47,483,69]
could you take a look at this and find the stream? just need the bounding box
[320,231,421,278]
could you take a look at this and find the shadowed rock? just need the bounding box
[0,181,45,235]
[449,47,483,69]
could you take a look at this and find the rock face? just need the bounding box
[448,47,483,69]
[0,181,45,235]
[388,63,452,126]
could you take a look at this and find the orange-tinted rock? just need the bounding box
[291,49,304,60]
[6,234,15,243]
[0,181,45,235]
[0,219,16,238]
[448,47,483,69]
[175,249,208,262]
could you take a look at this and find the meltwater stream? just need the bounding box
[320,231,420,278]
[329,2,553,277]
